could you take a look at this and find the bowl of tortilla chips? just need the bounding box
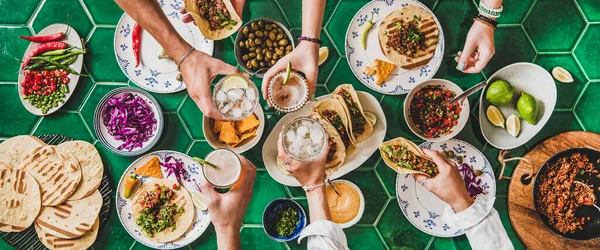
[203,108,265,153]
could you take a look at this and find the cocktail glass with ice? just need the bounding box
[213,74,259,120]
[282,117,328,162]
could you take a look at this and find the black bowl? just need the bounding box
[533,147,600,240]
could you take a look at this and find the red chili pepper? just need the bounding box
[21,41,68,69]
[20,32,65,43]
[132,23,142,67]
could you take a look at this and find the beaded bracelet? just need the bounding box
[478,1,503,19]
[298,36,323,45]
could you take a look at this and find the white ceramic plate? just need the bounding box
[116,150,211,249]
[202,108,265,154]
[345,0,445,95]
[114,0,214,93]
[263,91,387,186]
[478,62,557,149]
[18,24,83,116]
[395,139,496,237]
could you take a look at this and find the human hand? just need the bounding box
[179,50,245,119]
[456,20,495,74]
[199,155,256,234]
[180,0,246,25]
[413,149,473,212]
[261,42,319,105]
[277,129,329,186]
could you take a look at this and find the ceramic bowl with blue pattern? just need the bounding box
[262,198,307,242]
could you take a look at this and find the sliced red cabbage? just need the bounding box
[458,163,485,199]
[102,93,157,151]
[161,156,189,186]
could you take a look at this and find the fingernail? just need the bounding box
[457,62,465,71]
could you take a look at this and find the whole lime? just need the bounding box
[486,80,515,106]
[517,92,539,125]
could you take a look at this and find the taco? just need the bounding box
[131,179,194,243]
[309,113,346,174]
[313,99,356,154]
[332,84,375,143]
[378,5,439,70]
[379,137,439,177]
[184,0,242,40]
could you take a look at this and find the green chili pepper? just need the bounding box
[35,57,87,76]
[360,12,375,50]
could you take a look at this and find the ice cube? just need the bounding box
[216,90,227,102]
[246,88,256,101]
[285,130,297,143]
[220,103,233,114]
[296,125,309,138]
[242,101,254,112]
[231,108,243,118]
[310,128,324,144]
[302,138,312,147]
[301,120,312,128]
[227,89,244,102]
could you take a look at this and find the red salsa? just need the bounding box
[410,85,461,138]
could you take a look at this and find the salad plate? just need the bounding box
[395,139,496,237]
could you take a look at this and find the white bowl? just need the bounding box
[202,107,265,154]
[404,79,470,142]
[329,179,365,229]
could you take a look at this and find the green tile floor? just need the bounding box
[1,0,600,249]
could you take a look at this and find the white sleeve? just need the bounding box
[442,195,514,250]
[298,220,349,250]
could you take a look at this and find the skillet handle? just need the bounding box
[497,149,536,185]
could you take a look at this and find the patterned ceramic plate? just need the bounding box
[116,150,211,249]
[395,139,496,237]
[345,0,444,95]
[114,0,214,93]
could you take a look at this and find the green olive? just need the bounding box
[272,53,279,60]
[260,61,266,68]
[276,49,284,56]
[242,54,250,61]
[239,41,245,48]
[245,40,251,48]
[256,53,264,60]
[246,60,253,69]
[266,39,273,47]
[266,51,273,59]
[271,59,277,65]
[248,52,256,58]
[251,22,259,31]
[242,26,250,35]
[269,31,276,41]
[255,30,264,37]
[251,59,259,68]
[254,38,262,45]
[265,25,272,31]
[278,39,288,46]
[249,39,255,47]
[256,47,262,54]
[286,45,293,51]
[276,33,284,41]
[277,28,284,33]
[248,47,256,52]
[249,33,255,39]
[258,20,265,28]
[271,24,278,29]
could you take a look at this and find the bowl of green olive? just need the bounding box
[235,18,294,78]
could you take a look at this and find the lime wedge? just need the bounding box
[486,105,505,128]
[276,156,291,175]
[283,61,292,85]
[318,47,329,66]
[191,192,208,211]
[223,74,249,89]
[506,114,520,138]
[552,67,574,83]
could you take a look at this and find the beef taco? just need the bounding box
[131,179,194,243]
[309,113,346,174]
[379,137,439,177]
[332,84,375,143]
[378,5,439,70]
[184,0,242,40]
[313,99,356,154]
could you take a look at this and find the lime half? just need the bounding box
[486,105,505,128]
[506,114,520,137]
[318,47,329,66]
[191,192,208,211]
[223,74,249,89]
[552,67,574,83]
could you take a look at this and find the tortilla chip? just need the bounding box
[135,156,163,178]
[235,114,260,134]
[219,122,241,145]
[365,59,396,86]
[213,120,228,134]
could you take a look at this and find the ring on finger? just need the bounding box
[284,157,293,165]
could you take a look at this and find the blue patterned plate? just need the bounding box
[345,0,444,95]
[395,139,496,237]
[116,150,211,249]
[114,0,214,93]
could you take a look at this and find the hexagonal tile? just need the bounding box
[430,235,471,250]
[526,111,582,148]
[433,57,485,105]
[80,84,127,137]
[179,95,205,140]
[242,0,288,26]
[130,84,186,112]
[240,227,287,249]
[345,227,385,248]
[577,0,600,22]
[214,37,238,67]
[32,0,94,37]
[494,197,527,249]
[574,82,600,132]
[277,0,339,28]
[187,225,218,249]
[242,170,289,224]
[92,212,135,250]
[482,144,528,196]
[0,27,32,82]
[433,0,477,54]
[81,0,124,25]
[33,112,93,142]
[0,84,40,137]
[497,0,535,24]
[289,28,340,84]
[533,54,586,109]
[523,0,585,52]
[574,25,600,80]
[421,0,437,9]
[379,95,421,141]
[376,200,433,249]
[153,113,192,152]
[343,170,389,224]
[326,0,366,52]
[62,68,94,111]
[85,28,129,82]
[326,59,383,100]
[0,0,41,24]
[95,141,135,181]
[483,27,535,76]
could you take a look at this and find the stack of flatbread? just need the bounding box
[0,135,104,250]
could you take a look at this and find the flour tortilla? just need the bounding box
[36,190,102,239]
[378,5,439,69]
[58,141,103,201]
[379,137,436,177]
[313,99,357,153]
[184,0,242,40]
[0,169,41,232]
[309,113,346,174]
[35,216,99,250]
[17,145,82,206]
[131,179,194,243]
[332,84,375,143]
[0,135,45,169]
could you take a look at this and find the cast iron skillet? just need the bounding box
[533,148,600,240]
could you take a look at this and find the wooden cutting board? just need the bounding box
[508,131,600,249]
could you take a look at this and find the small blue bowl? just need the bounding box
[262,198,307,242]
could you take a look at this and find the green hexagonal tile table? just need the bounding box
[2,0,600,249]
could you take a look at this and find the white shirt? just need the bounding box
[298,195,513,250]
